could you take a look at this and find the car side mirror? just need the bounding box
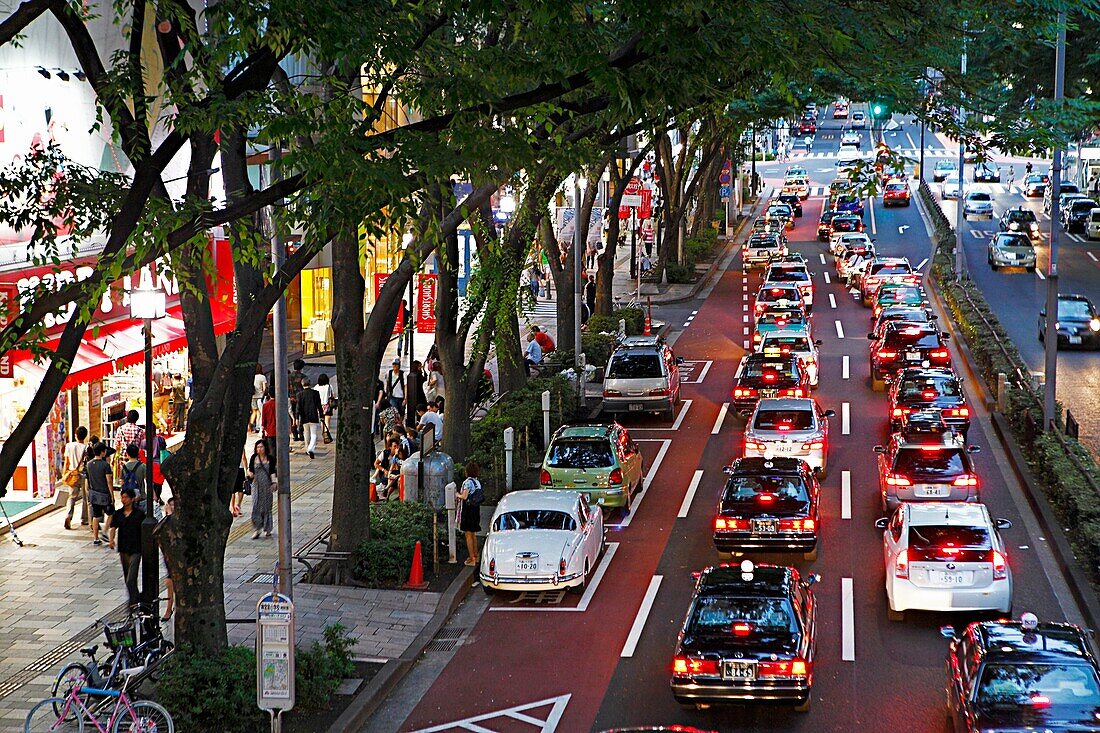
[939,625,956,640]
[1039,310,1046,318]
[676,357,686,365]
[814,339,823,346]
[824,409,836,418]
[805,573,821,586]
[995,518,1013,530]
[941,332,951,340]
[867,333,876,340]
[723,466,734,475]
[967,445,981,453]
[874,445,886,453]
[691,571,702,580]
[874,517,889,530]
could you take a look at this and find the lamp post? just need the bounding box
[1043,10,1067,431]
[129,284,166,624]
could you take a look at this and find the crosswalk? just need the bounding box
[766,183,1029,199]
[523,297,560,331]
[788,147,955,160]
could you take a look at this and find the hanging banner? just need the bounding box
[417,274,437,333]
[374,273,404,335]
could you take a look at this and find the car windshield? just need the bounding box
[899,376,961,399]
[968,192,991,201]
[1057,300,1095,319]
[884,328,940,348]
[893,446,966,480]
[608,353,663,379]
[977,663,1100,707]
[754,409,815,431]
[493,510,577,532]
[545,439,614,469]
[743,359,799,381]
[688,597,798,637]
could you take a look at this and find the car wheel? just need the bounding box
[887,606,905,622]
[1026,265,1036,272]
[482,582,497,596]
[568,559,589,595]
[803,547,818,562]
[794,694,812,713]
[871,370,885,392]
[663,406,676,422]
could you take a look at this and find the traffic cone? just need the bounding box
[643,296,653,335]
[403,541,429,590]
[644,311,651,335]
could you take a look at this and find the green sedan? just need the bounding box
[538,424,644,509]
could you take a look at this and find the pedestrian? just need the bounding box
[85,442,114,546]
[457,460,484,566]
[119,444,146,504]
[1008,165,1015,187]
[372,441,391,499]
[409,360,428,416]
[151,363,170,432]
[642,221,655,256]
[416,402,444,442]
[435,395,445,416]
[585,275,596,315]
[251,364,267,433]
[527,264,541,301]
[640,251,652,274]
[62,426,90,530]
[160,496,176,622]
[114,410,144,457]
[296,376,323,459]
[1025,161,1033,176]
[378,399,402,438]
[170,374,187,432]
[247,439,276,539]
[288,358,306,442]
[523,333,543,376]
[532,325,556,354]
[316,373,336,437]
[384,440,407,499]
[385,358,405,412]
[396,299,411,357]
[425,361,445,403]
[231,449,247,517]
[138,431,166,507]
[108,487,145,607]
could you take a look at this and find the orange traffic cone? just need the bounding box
[403,540,429,590]
[644,296,653,335]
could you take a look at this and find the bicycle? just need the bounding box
[25,664,173,732]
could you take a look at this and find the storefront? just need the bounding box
[0,238,236,500]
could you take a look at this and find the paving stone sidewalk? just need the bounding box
[0,429,440,729]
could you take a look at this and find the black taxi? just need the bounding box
[731,352,809,416]
[671,562,818,711]
[942,615,1100,732]
[713,458,820,560]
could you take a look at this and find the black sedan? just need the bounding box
[671,562,818,711]
[713,457,820,558]
[817,210,837,241]
[888,367,971,438]
[775,193,803,217]
[1039,294,1100,348]
[973,163,1001,183]
[943,618,1100,733]
[998,207,1040,239]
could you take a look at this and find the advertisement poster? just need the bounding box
[373,273,403,335]
[417,274,437,333]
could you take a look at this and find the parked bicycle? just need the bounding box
[25,664,173,732]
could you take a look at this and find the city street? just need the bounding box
[365,110,1087,733]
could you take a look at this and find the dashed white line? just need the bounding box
[610,438,671,529]
[1089,251,1098,263]
[1068,233,1084,243]
[712,403,729,435]
[743,314,749,323]
[823,271,831,284]
[743,326,750,335]
[916,257,928,270]
[678,470,704,518]
[1036,268,1046,280]
[670,401,692,431]
[841,578,856,661]
[835,320,845,339]
[841,470,852,520]
[841,402,851,435]
[842,355,850,379]
[829,293,837,309]
[696,360,713,383]
[868,198,877,235]
[621,576,663,657]
[819,253,827,265]
[743,339,750,348]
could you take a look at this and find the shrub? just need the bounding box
[665,262,694,283]
[352,501,434,586]
[684,228,719,267]
[296,624,357,710]
[613,306,645,335]
[581,332,617,368]
[584,314,622,337]
[158,646,267,733]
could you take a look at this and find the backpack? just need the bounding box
[121,462,142,494]
[466,478,484,507]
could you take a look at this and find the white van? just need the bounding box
[1088,208,1100,240]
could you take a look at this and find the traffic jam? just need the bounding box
[397,102,1099,733]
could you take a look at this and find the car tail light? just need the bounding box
[732,622,753,637]
[539,468,552,486]
[559,557,567,575]
[894,549,909,579]
[930,350,950,360]
[733,387,757,399]
[1029,694,1051,708]
[885,473,912,486]
[778,518,816,532]
[488,558,495,575]
[714,516,749,531]
[953,474,978,487]
[783,388,804,398]
[649,388,671,397]
[603,389,623,397]
[877,350,898,359]
[801,439,824,450]
[758,493,776,504]
[759,657,810,679]
[892,407,908,417]
[745,440,766,451]
[992,550,1008,580]
[609,468,624,485]
[672,656,720,677]
[753,332,763,343]
[946,407,970,418]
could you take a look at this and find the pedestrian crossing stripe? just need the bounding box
[787,148,955,160]
[410,694,572,732]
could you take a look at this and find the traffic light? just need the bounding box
[871,102,886,118]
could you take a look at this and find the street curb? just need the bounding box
[926,281,996,410]
[330,566,476,733]
[990,412,1100,634]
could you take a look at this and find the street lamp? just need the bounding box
[129,283,166,626]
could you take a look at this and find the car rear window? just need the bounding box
[768,268,810,282]
[545,439,615,469]
[883,329,940,348]
[907,524,991,562]
[1071,200,1097,213]
[977,663,1100,706]
[893,447,966,480]
[607,353,664,379]
[743,359,799,381]
[968,192,991,201]
[899,376,961,399]
[762,336,811,351]
[493,510,576,532]
[869,263,913,276]
[832,218,859,231]
[754,409,815,431]
[757,310,803,325]
[886,183,908,192]
[688,597,798,637]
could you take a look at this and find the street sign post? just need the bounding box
[257,591,296,733]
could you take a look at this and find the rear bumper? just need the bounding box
[883,489,979,514]
[888,578,1011,613]
[672,678,810,704]
[540,484,627,507]
[602,396,674,413]
[714,533,817,553]
[480,572,584,592]
[744,446,824,471]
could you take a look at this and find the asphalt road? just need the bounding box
[368,108,1087,733]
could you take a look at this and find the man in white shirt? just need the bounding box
[416,402,444,442]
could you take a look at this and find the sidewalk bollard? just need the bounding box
[996,372,1007,413]
[618,319,626,340]
[542,390,551,449]
[444,481,457,563]
[504,427,514,492]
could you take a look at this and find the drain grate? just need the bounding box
[424,627,466,653]
[249,572,276,584]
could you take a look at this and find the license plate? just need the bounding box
[915,486,950,498]
[751,519,777,534]
[1070,336,1082,344]
[628,404,644,411]
[723,661,757,680]
[516,558,539,572]
[906,352,922,361]
[772,444,797,454]
[760,389,778,397]
[1005,252,1017,261]
[935,572,967,585]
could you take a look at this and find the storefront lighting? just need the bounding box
[130,286,167,321]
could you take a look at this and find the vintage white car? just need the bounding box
[480,490,604,594]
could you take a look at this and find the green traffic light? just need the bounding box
[872,104,884,116]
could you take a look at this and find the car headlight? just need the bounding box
[1009,223,1018,230]
[1055,321,1060,329]
[1091,318,1100,332]
[1030,223,1038,231]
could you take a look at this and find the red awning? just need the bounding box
[11,300,237,390]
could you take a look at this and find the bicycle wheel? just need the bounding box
[51,663,91,720]
[146,641,174,682]
[25,697,84,732]
[111,700,173,733]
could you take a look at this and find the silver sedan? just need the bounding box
[962,191,993,219]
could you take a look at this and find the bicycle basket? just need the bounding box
[104,619,137,650]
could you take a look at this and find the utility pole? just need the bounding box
[1043,10,1067,430]
[955,23,968,282]
[270,145,293,598]
[573,176,584,406]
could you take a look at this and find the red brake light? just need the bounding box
[745,440,766,451]
[539,468,552,486]
[777,518,816,532]
[892,407,907,417]
[732,622,752,637]
[759,658,809,678]
[953,474,978,487]
[894,549,909,578]
[559,557,567,574]
[801,439,824,450]
[733,387,757,399]
[878,350,898,359]
[921,390,938,400]
[992,550,1008,580]
[603,389,623,397]
[758,493,776,503]
[930,350,950,360]
[784,388,804,398]
[885,474,911,486]
[714,516,749,531]
[1029,694,1050,708]
[489,558,495,575]
[778,425,791,432]
[609,468,624,485]
[763,372,778,383]
[649,387,671,397]
[672,656,720,676]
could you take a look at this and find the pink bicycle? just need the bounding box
[24,664,173,732]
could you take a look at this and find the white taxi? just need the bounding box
[743,397,834,476]
[758,329,823,387]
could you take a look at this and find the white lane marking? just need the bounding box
[842,355,850,379]
[819,253,826,265]
[1036,268,1046,280]
[670,401,691,431]
[905,131,916,149]
[829,293,837,309]
[1089,251,1098,262]
[868,198,877,234]
[712,403,729,435]
[743,303,749,312]
[489,544,619,614]
[842,578,856,661]
[608,438,670,529]
[696,360,713,384]
[621,576,663,657]
[410,695,572,731]
[678,470,704,518]
[1069,233,1084,243]
[743,326,750,335]
[842,402,851,435]
[691,310,699,315]
[835,320,845,339]
[841,470,852,520]
[823,271,831,284]
[743,314,749,323]
[1042,212,1051,220]
[916,257,929,270]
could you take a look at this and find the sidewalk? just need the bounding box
[0,422,443,729]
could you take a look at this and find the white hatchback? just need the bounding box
[876,502,1013,621]
[743,397,834,476]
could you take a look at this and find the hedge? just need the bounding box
[352,501,434,586]
[919,180,1100,584]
